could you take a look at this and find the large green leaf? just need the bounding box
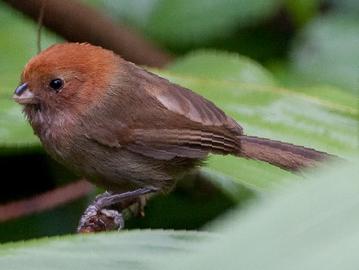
[284,0,321,26]
[1,161,358,269]
[168,161,359,270]
[103,0,281,47]
[167,50,277,86]
[332,0,359,14]
[0,230,210,269]
[290,14,359,93]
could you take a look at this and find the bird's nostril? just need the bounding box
[15,83,28,96]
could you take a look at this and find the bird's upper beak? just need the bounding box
[13,83,37,105]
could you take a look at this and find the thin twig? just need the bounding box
[36,0,47,53]
[0,180,94,222]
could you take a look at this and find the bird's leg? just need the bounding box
[77,187,158,233]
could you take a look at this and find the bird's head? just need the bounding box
[13,43,120,117]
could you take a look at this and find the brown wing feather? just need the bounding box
[122,61,243,133]
[84,60,243,160]
[127,128,240,160]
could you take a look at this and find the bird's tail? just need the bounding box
[238,135,336,171]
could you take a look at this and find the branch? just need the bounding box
[0,180,94,222]
[2,0,173,67]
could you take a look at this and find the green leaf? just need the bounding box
[103,0,281,47]
[284,0,321,26]
[0,230,210,269]
[102,0,160,29]
[155,52,358,190]
[1,161,358,269]
[167,161,359,270]
[333,0,359,15]
[167,50,277,86]
[290,14,359,93]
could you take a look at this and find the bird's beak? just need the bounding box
[13,83,37,105]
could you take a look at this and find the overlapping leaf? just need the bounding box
[290,14,359,93]
[0,230,210,270]
[1,161,358,270]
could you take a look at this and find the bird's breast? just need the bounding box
[28,109,78,164]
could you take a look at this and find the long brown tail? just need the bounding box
[238,135,336,171]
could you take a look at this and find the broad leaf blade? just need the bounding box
[168,161,359,270]
[0,230,210,270]
[1,162,358,270]
[290,14,359,93]
[168,50,277,86]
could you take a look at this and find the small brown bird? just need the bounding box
[13,43,334,230]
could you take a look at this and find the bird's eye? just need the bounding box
[49,78,64,92]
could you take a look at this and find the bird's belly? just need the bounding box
[57,138,173,192]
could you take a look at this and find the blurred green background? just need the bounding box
[0,0,357,254]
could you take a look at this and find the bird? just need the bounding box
[13,43,335,231]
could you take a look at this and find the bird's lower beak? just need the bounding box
[13,83,37,105]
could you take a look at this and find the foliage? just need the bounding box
[1,162,358,269]
[0,4,61,146]
[102,0,281,47]
[0,0,358,268]
[290,13,359,93]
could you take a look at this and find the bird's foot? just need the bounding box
[77,206,124,233]
[77,187,157,233]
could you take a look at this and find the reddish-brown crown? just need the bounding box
[23,43,119,81]
[21,43,122,110]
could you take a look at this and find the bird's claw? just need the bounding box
[77,187,157,233]
[77,206,124,233]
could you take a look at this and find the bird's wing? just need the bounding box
[127,128,241,160]
[85,62,243,160]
